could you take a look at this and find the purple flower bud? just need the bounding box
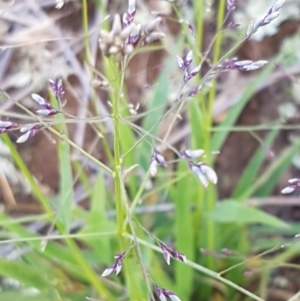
[184,65,201,82]
[128,0,136,16]
[101,251,126,277]
[162,289,181,301]
[149,160,158,177]
[122,13,130,28]
[184,50,193,68]
[156,287,167,301]
[262,11,280,25]
[188,86,201,97]
[149,149,167,177]
[154,149,167,166]
[31,94,52,110]
[115,259,123,275]
[144,32,165,44]
[16,124,41,143]
[189,161,217,188]
[185,21,195,38]
[161,244,171,265]
[288,178,300,184]
[273,0,285,12]
[112,14,122,35]
[171,249,187,263]
[101,265,115,277]
[128,23,141,44]
[176,55,184,70]
[281,178,300,194]
[221,58,268,71]
[227,21,240,29]
[227,0,236,12]
[0,121,18,134]
[36,109,59,116]
[49,78,64,101]
[123,0,136,27]
[181,149,205,159]
[246,20,257,37]
[120,23,134,40]
[144,17,162,35]
[246,0,285,37]
[160,244,187,264]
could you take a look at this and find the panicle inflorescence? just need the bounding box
[0,78,64,143]
[99,0,165,60]
[245,0,285,38]
[216,57,269,71]
[149,148,217,188]
[176,50,201,83]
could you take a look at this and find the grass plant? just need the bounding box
[1,0,300,300]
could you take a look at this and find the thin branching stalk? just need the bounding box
[0,90,113,175]
[126,234,265,301]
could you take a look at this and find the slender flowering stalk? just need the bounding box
[100,1,165,59]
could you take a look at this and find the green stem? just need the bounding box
[82,0,91,64]
[112,60,125,234]
[109,57,143,299]
[204,0,227,272]
[126,234,265,301]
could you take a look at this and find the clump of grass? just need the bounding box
[1,0,300,300]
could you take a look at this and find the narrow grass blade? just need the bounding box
[210,200,288,228]
[80,173,114,264]
[241,139,300,198]
[171,161,195,298]
[211,64,274,154]
[56,119,74,233]
[0,258,51,290]
[1,135,52,213]
[233,129,279,198]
